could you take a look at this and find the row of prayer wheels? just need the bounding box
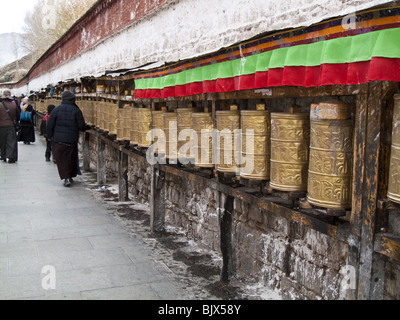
[213,102,354,211]
[78,100,356,210]
[35,99,62,114]
[41,94,400,211]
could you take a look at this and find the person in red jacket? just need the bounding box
[0,90,20,163]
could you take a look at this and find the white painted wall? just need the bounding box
[19,0,395,94]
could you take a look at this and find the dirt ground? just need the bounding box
[84,172,281,300]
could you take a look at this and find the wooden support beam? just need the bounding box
[350,84,368,232]
[356,81,383,300]
[83,131,91,172]
[150,167,166,233]
[97,132,106,185]
[118,146,129,202]
[374,233,400,262]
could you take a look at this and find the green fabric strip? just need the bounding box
[135,28,400,90]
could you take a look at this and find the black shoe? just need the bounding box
[64,179,72,187]
[1,158,6,162]
[69,178,74,183]
[8,159,16,164]
[46,156,51,162]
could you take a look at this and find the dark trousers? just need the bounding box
[45,139,54,159]
[53,142,78,180]
[0,127,18,161]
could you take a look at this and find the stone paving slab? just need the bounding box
[0,138,203,300]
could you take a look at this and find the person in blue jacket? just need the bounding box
[46,90,89,187]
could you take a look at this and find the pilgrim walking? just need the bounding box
[46,90,89,187]
[0,90,20,163]
[18,97,36,144]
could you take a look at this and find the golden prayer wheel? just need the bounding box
[388,94,400,203]
[103,101,111,132]
[240,105,271,181]
[102,101,108,131]
[97,84,105,94]
[192,110,214,168]
[116,107,126,140]
[97,100,106,130]
[122,105,131,141]
[85,100,94,126]
[152,108,167,155]
[94,101,99,128]
[130,107,140,145]
[138,108,152,148]
[216,106,240,174]
[177,108,196,162]
[108,102,118,135]
[164,112,178,160]
[83,100,89,122]
[80,99,87,119]
[307,101,353,210]
[270,112,310,191]
[93,101,98,128]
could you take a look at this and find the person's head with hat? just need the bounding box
[62,90,76,103]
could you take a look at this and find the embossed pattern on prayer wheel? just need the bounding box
[177,108,196,162]
[240,107,271,180]
[270,113,310,191]
[388,95,400,203]
[216,108,240,174]
[192,112,214,168]
[130,107,139,145]
[152,109,166,155]
[138,108,152,148]
[164,112,178,160]
[307,101,353,210]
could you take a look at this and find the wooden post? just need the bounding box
[97,133,106,185]
[83,131,91,172]
[219,192,236,283]
[150,167,166,233]
[353,82,383,300]
[118,147,129,202]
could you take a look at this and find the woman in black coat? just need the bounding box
[18,97,36,144]
[46,91,89,187]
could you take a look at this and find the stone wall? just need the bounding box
[82,132,400,300]
[164,173,221,251]
[106,145,119,181]
[127,156,152,203]
[89,134,97,171]
[233,198,349,299]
